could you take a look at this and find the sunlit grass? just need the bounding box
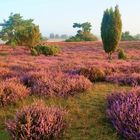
[0,83,130,140]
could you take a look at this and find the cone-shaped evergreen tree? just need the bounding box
[101,5,122,59]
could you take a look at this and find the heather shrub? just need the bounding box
[6,101,67,140]
[23,71,92,97]
[106,73,140,86]
[0,80,29,106]
[107,88,140,140]
[79,67,106,82]
[9,63,36,74]
[34,45,61,56]
[0,67,13,80]
[118,48,127,60]
[112,62,140,74]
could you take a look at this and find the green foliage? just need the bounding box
[101,5,122,59]
[43,45,61,56]
[16,25,41,48]
[118,48,127,60]
[34,45,43,55]
[31,48,39,56]
[66,22,98,42]
[10,39,17,48]
[73,22,92,32]
[121,31,140,41]
[0,13,41,47]
[40,36,48,41]
[65,36,82,42]
[134,34,140,40]
[33,45,61,56]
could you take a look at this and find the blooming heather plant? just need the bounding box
[106,73,140,86]
[23,71,92,97]
[6,101,67,140]
[0,80,29,106]
[0,67,13,80]
[107,88,140,140]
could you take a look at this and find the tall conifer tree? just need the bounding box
[101,5,122,59]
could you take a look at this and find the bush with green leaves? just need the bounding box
[31,48,38,56]
[121,31,135,41]
[33,45,61,56]
[66,22,98,42]
[118,48,127,60]
[16,25,41,49]
[0,13,41,48]
[66,36,82,42]
[101,5,122,59]
[121,32,140,41]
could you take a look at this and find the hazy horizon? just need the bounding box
[0,0,140,37]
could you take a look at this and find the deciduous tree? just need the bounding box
[0,13,41,47]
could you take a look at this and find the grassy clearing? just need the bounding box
[0,52,9,56]
[0,83,130,140]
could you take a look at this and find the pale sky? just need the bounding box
[0,0,140,36]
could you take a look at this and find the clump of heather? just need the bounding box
[0,67,13,80]
[6,101,67,140]
[106,73,140,86]
[23,71,92,97]
[107,88,140,140]
[0,80,29,106]
[79,67,108,82]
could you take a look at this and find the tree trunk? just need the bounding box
[108,53,112,60]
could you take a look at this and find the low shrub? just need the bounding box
[0,68,13,80]
[106,73,140,86]
[31,48,39,56]
[33,45,43,55]
[118,48,127,60]
[33,45,61,56]
[66,35,98,42]
[10,39,17,48]
[23,71,92,97]
[6,101,67,140]
[0,80,29,106]
[79,67,106,82]
[65,36,83,42]
[107,88,140,140]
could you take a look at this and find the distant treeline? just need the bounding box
[49,33,70,39]
[121,31,140,41]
